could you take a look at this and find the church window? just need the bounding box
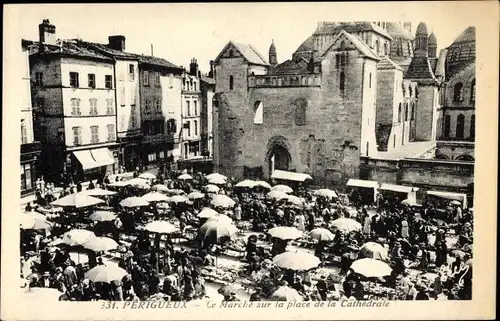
[229,75,234,90]
[229,49,234,57]
[369,73,372,88]
[340,40,346,50]
[443,115,451,138]
[383,43,388,56]
[470,79,475,103]
[375,40,380,55]
[294,99,307,126]
[398,103,402,122]
[253,101,263,124]
[470,114,475,139]
[456,114,465,139]
[409,86,413,97]
[339,71,345,93]
[411,103,416,120]
[453,82,464,102]
[336,54,340,69]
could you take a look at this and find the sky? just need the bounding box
[6,3,480,74]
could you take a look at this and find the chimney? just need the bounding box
[208,60,214,78]
[189,58,199,77]
[108,35,126,52]
[39,19,56,53]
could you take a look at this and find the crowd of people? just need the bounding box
[21,167,474,303]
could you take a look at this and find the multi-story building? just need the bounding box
[26,20,119,184]
[435,26,476,162]
[20,39,41,195]
[138,56,184,169]
[200,63,216,159]
[212,21,447,188]
[181,59,203,160]
[81,37,143,170]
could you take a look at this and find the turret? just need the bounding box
[428,32,437,58]
[414,22,429,57]
[269,39,277,67]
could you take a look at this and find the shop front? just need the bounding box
[118,135,143,172]
[346,179,379,205]
[378,183,419,205]
[20,141,41,196]
[68,147,118,183]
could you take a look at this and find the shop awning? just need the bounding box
[427,190,466,201]
[271,170,312,182]
[73,148,114,170]
[346,179,379,189]
[379,183,417,194]
[73,150,98,170]
[91,148,115,168]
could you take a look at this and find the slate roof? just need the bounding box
[428,58,438,73]
[405,56,438,82]
[24,39,113,62]
[322,31,380,61]
[136,55,183,70]
[80,41,138,60]
[231,42,269,66]
[451,26,475,45]
[268,58,310,75]
[314,21,393,40]
[377,56,403,71]
[201,75,215,85]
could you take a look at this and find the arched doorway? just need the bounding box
[268,146,291,174]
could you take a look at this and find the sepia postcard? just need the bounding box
[2,2,498,320]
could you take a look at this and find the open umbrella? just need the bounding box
[169,195,189,203]
[204,184,220,193]
[234,180,256,189]
[314,189,338,199]
[85,263,127,283]
[61,229,95,246]
[178,173,193,180]
[207,214,233,224]
[142,192,170,203]
[268,226,303,240]
[254,181,272,190]
[109,180,130,187]
[151,184,169,192]
[164,189,186,196]
[120,196,149,208]
[271,184,293,194]
[81,188,116,197]
[273,251,321,271]
[358,242,389,261]
[330,218,362,233]
[450,200,461,206]
[197,207,219,219]
[188,191,205,200]
[198,219,238,242]
[51,193,104,208]
[267,190,289,200]
[69,252,89,265]
[308,228,335,242]
[89,210,117,222]
[217,284,236,297]
[20,214,52,230]
[269,286,303,301]
[210,195,236,208]
[83,237,119,252]
[350,258,392,278]
[139,172,156,180]
[206,173,227,185]
[126,178,151,189]
[286,195,305,206]
[143,221,178,234]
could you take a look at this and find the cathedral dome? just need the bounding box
[450,26,475,45]
[386,22,414,41]
[415,22,428,35]
[428,32,437,45]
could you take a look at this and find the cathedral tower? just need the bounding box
[414,22,429,57]
[269,39,277,67]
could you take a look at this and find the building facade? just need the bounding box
[200,70,215,159]
[213,22,442,189]
[181,60,203,160]
[27,20,119,184]
[21,40,41,195]
[138,57,184,169]
[435,27,476,161]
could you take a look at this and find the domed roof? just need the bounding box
[428,32,437,45]
[294,35,315,53]
[386,22,414,41]
[451,26,475,46]
[269,40,276,54]
[416,22,428,35]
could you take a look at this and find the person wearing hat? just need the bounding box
[37,271,55,288]
[315,275,328,301]
[414,282,430,300]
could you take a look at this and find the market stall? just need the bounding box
[378,183,419,205]
[426,190,468,209]
[271,170,312,189]
[346,179,379,205]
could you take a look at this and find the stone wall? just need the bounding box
[360,156,474,194]
[436,141,475,161]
